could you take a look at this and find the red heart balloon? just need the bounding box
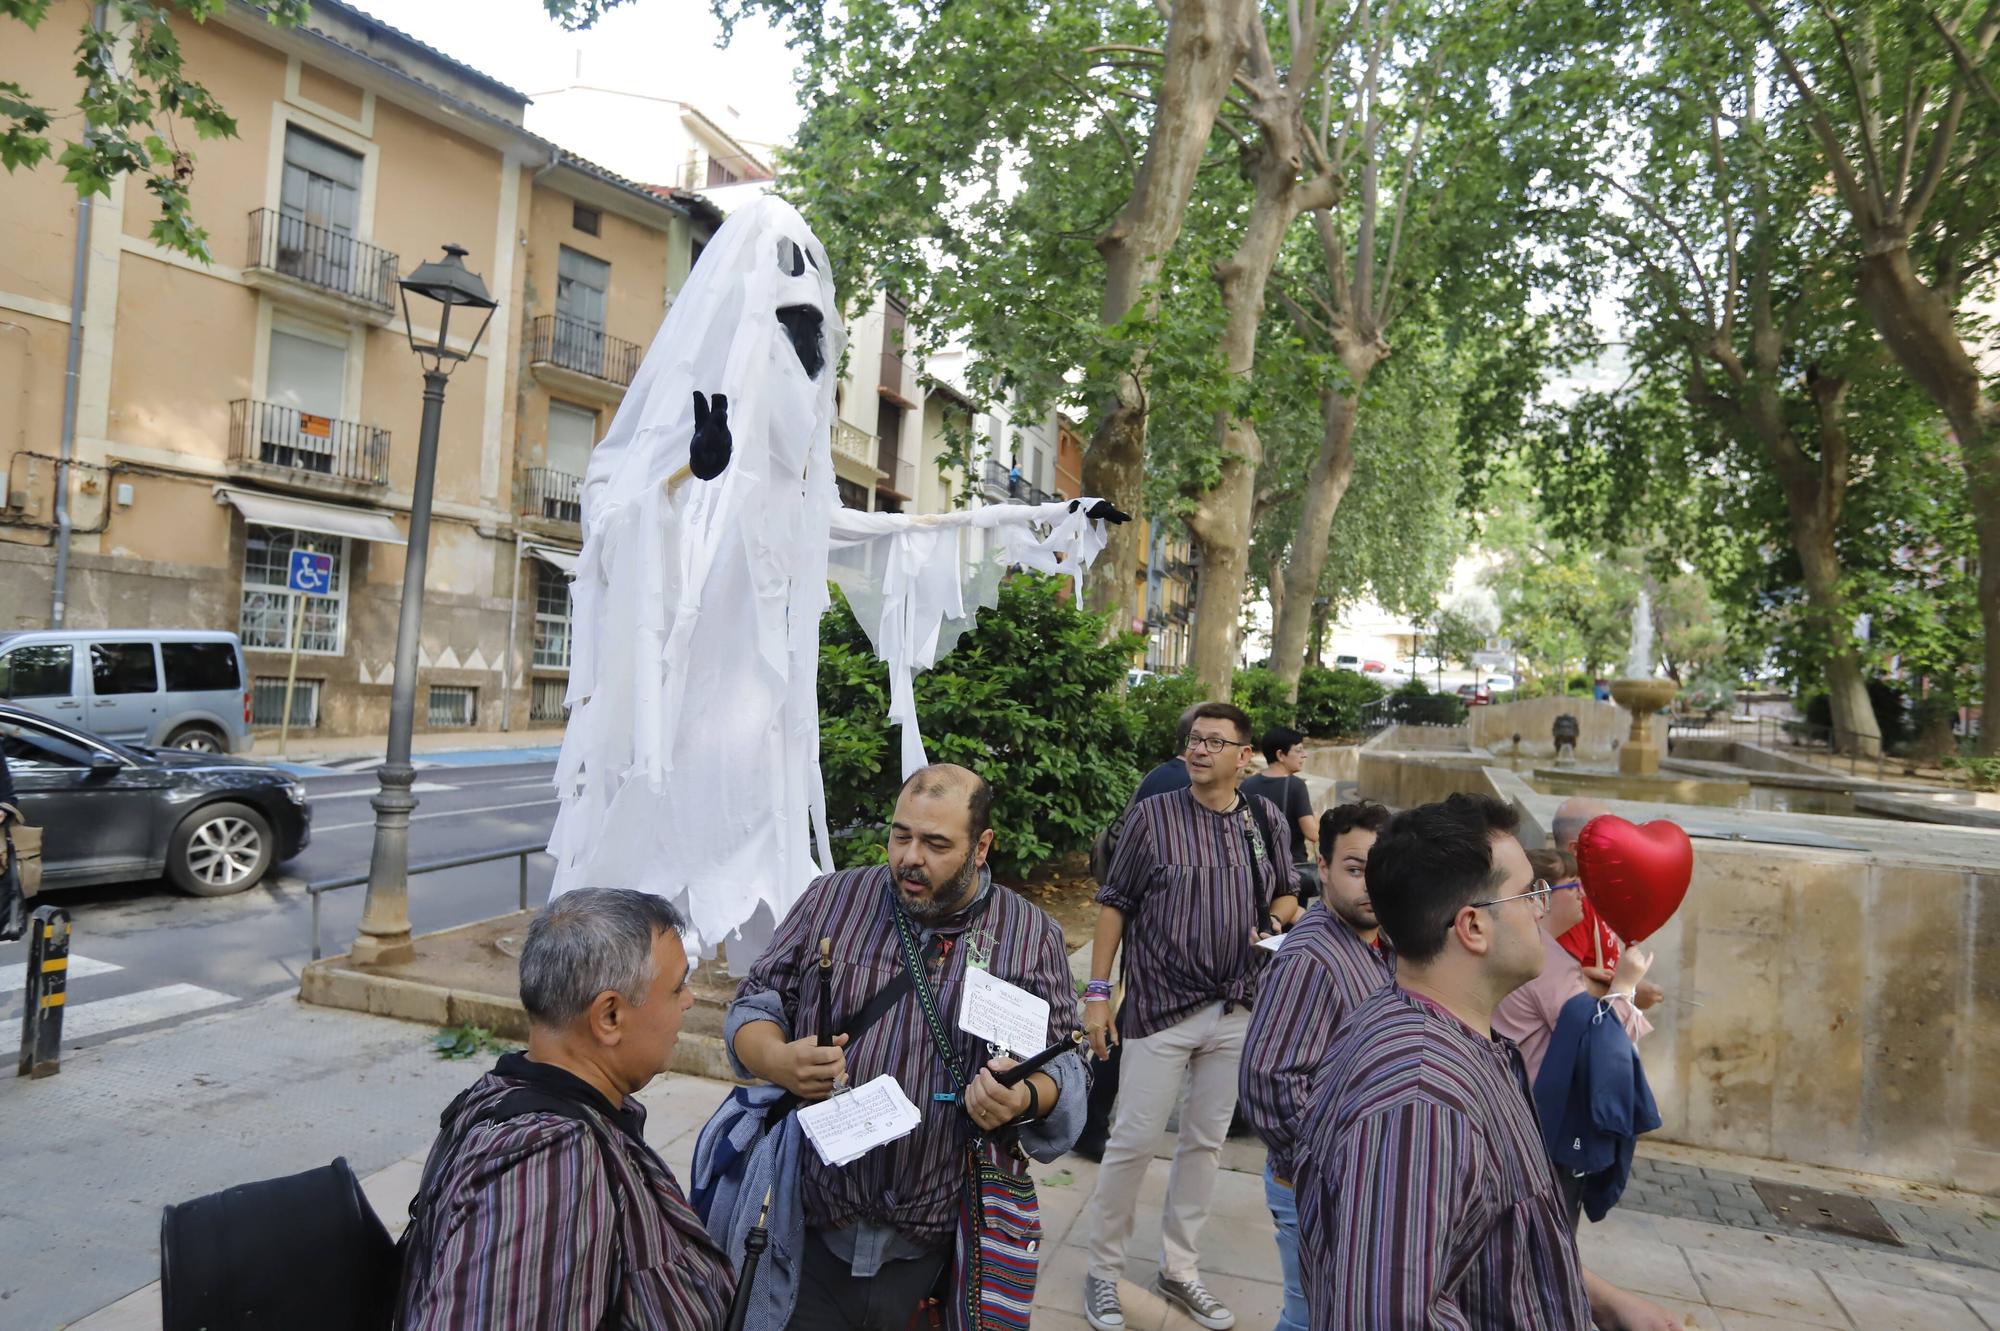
[1573,814,1693,944]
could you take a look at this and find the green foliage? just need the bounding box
[817,576,1139,881]
[1231,668,1296,742]
[433,1023,517,1060]
[1295,667,1386,738]
[1125,670,1209,768]
[4,1,312,261]
[1946,757,2000,793]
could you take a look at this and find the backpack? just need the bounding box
[160,1088,610,1331]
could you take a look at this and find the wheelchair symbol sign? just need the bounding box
[287,550,333,594]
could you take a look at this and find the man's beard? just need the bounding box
[1327,892,1376,936]
[899,851,981,923]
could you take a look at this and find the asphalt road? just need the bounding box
[0,757,560,1052]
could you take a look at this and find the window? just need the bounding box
[707,156,741,189]
[556,246,609,330]
[428,685,477,728]
[240,524,349,654]
[162,643,241,692]
[0,718,92,770]
[251,677,321,728]
[546,401,596,482]
[572,203,600,236]
[0,644,74,699]
[530,678,569,723]
[533,562,573,669]
[278,126,364,290]
[90,642,159,695]
[264,325,348,471]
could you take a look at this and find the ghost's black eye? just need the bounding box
[777,239,806,277]
[777,304,825,379]
[805,247,819,271]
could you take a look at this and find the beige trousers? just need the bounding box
[1082,1000,1249,1283]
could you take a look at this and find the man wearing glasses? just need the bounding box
[1079,703,1299,1331]
[1293,794,1676,1331]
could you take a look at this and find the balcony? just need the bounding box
[229,399,389,492]
[243,209,398,321]
[529,315,643,401]
[980,458,1052,505]
[523,467,583,527]
[831,420,882,478]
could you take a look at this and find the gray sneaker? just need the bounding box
[1084,1274,1125,1331]
[1153,1273,1235,1330]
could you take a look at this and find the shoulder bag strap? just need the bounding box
[1240,795,1281,925]
[887,882,970,1093]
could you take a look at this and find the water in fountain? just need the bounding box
[1626,587,1654,679]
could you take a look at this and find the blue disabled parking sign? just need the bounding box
[287,549,333,594]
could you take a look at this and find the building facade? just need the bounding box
[0,1,715,739]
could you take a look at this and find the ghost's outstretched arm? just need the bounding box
[825,498,1125,776]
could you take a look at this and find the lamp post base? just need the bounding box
[350,930,416,967]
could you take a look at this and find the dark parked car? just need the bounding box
[0,703,309,896]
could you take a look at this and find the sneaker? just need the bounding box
[1084,1274,1125,1331]
[1153,1273,1235,1331]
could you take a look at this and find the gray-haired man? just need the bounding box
[397,888,737,1331]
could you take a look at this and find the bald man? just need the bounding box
[729,764,1086,1331]
[1549,797,1662,1009]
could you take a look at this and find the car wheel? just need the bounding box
[165,725,225,753]
[168,802,274,897]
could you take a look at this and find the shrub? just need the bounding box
[1946,755,2000,792]
[1232,666,1297,740]
[1126,670,1210,767]
[817,576,1140,879]
[1803,680,1912,748]
[1296,666,1386,738]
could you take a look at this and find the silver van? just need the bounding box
[0,629,253,754]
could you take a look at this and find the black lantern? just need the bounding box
[398,243,498,375]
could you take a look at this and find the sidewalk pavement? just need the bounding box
[247,725,565,773]
[15,990,1993,1331]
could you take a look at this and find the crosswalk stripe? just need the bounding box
[59,983,237,1041]
[0,954,122,997]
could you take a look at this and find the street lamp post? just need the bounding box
[351,244,498,966]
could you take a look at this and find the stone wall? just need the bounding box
[1472,696,1628,758]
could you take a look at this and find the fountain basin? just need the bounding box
[1610,677,1678,776]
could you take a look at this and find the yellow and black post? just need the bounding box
[17,904,70,1079]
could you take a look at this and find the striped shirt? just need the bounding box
[398,1055,735,1331]
[732,864,1082,1244]
[1295,986,1591,1331]
[1097,788,1296,1041]
[1239,904,1395,1180]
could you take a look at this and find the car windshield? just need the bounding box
[0,711,147,764]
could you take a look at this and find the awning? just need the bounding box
[215,486,407,545]
[525,544,580,577]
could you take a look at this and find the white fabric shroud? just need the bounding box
[548,196,1116,962]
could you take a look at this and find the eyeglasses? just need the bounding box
[1551,878,1582,894]
[1471,879,1553,917]
[1185,735,1249,754]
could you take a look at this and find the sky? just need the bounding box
[349,0,806,155]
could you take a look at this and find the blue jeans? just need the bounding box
[1265,1162,1308,1331]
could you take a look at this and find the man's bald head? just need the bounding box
[1552,797,1613,853]
[899,763,994,841]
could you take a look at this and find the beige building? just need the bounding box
[0,1,718,739]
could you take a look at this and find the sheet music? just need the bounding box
[797,1074,922,1167]
[957,965,1050,1057]
[1256,932,1287,952]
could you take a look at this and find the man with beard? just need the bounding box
[727,764,1085,1331]
[1238,800,1396,1331]
[1079,703,1298,1331]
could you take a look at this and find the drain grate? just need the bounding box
[1751,1180,1903,1246]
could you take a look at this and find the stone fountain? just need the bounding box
[1610,588,1677,776]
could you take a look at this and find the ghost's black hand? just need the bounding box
[1068,498,1131,524]
[690,392,732,480]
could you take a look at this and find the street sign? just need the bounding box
[287,550,333,594]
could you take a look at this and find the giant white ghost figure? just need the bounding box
[548,197,1122,962]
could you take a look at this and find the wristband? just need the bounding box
[1011,1076,1041,1124]
[1083,980,1113,1002]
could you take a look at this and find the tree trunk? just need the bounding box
[1271,341,1383,699]
[1082,0,1256,634]
[1853,243,2000,755]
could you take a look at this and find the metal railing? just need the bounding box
[230,398,390,486]
[979,458,1054,504]
[1360,693,1469,733]
[529,315,642,387]
[246,208,398,310]
[524,466,582,524]
[306,839,551,962]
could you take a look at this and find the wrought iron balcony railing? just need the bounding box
[530,315,642,388]
[245,209,398,311]
[229,398,389,486]
[524,467,583,525]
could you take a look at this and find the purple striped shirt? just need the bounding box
[1097,788,1296,1041]
[398,1060,735,1331]
[733,864,1080,1244]
[1295,986,1590,1331]
[1239,904,1395,1180]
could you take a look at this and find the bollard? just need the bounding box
[18,904,70,1079]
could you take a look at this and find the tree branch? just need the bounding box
[1593,169,1718,330]
[1742,0,1883,223]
